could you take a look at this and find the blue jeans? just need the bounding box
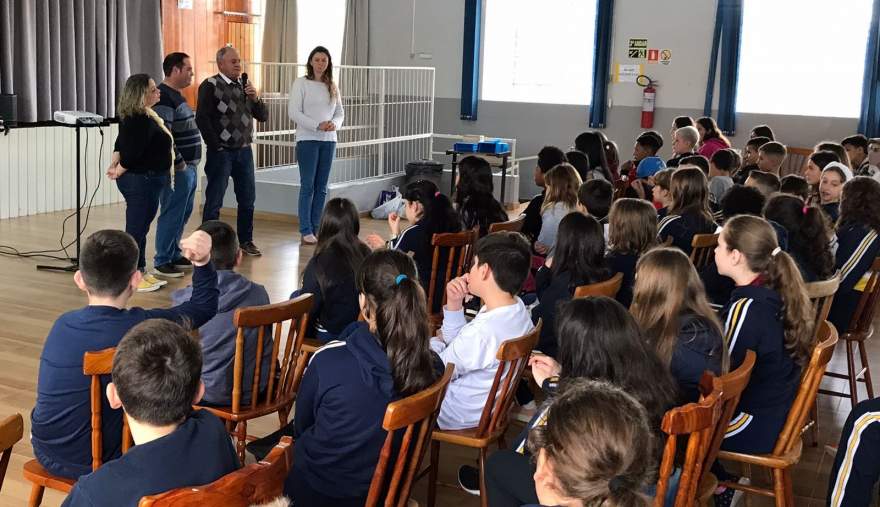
[116,171,168,271]
[202,146,256,244]
[154,164,197,266]
[296,141,336,235]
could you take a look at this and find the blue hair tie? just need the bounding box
[395,274,408,285]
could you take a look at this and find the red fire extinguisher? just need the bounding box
[638,75,657,128]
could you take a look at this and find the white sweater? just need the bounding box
[431,298,535,430]
[288,77,345,142]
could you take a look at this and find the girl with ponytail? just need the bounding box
[284,249,442,506]
[711,214,813,500]
[762,194,835,282]
[528,379,655,507]
[365,179,461,311]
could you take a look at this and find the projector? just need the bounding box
[54,110,103,126]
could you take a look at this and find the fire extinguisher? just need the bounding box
[638,75,657,129]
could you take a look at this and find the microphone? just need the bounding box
[241,73,249,89]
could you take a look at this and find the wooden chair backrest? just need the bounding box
[82,347,133,471]
[488,216,524,234]
[781,147,812,177]
[366,364,455,507]
[772,321,838,456]
[0,413,23,492]
[697,350,757,481]
[689,233,719,271]
[654,387,723,507]
[845,257,880,336]
[806,275,840,341]
[427,230,477,312]
[573,272,624,299]
[231,294,314,414]
[137,436,293,506]
[473,321,541,439]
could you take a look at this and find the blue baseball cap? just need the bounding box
[637,156,666,178]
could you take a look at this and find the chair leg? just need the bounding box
[427,441,439,507]
[772,468,793,507]
[235,420,248,465]
[808,402,819,447]
[846,340,859,408]
[28,484,44,507]
[858,340,875,399]
[478,446,488,507]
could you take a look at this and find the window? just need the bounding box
[481,0,597,105]
[736,0,873,118]
[297,0,347,65]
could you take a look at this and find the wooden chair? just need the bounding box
[487,215,524,234]
[367,364,455,507]
[654,385,724,507]
[425,321,542,507]
[694,351,758,505]
[23,347,133,507]
[689,233,719,271]
[0,413,23,493]
[820,258,880,408]
[138,436,293,506]
[781,147,812,177]
[573,272,624,299]
[804,275,840,446]
[717,322,839,507]
[201,294,313,464]
[427,230,478,314]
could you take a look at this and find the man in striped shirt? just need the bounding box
[152,52,202,278]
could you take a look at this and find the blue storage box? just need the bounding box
[478,140,510,154]
[453,142,479,152]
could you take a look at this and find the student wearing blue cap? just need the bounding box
[624,156,666,201]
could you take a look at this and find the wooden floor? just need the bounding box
[0,202,874,506]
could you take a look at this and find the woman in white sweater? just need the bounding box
[289,46,345,244]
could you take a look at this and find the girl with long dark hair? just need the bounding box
[696,117,731,159]
[455,156,508,236]
[657,167,717,254]
[291,198,371,341]
[284,249,442,506]
[762,194,835,282]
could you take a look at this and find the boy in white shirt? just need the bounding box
[431,232,534,430]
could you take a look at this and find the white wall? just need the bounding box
[370,0,860,197]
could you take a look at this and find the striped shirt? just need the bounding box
[155,83,202,166]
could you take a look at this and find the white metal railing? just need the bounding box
[246,62,435,185]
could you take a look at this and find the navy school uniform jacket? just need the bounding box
[291,245,370,340]
[286,321,442,504]
[827,397,880,507]
[390,222,455,313]
[605,250,639,308]
[657,211,717,255]
[521,192,545,243]
[671,314,724,403]
[172,269,271,406]
[532,267,610,358]
[31,263,219,480]
[829,224,880,333]
[721,285,801,453]
[823,202,841,223]
[61,410,239,507]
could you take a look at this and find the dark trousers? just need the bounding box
[485,449,538,507]
[116,171,168,271]
[202,146,256,244]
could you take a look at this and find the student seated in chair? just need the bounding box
[827,397,880,507]
[31,229,218,480]
[62,319,239,506]
[172,220,271,406]
[432,231,534,430]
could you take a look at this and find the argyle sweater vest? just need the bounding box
[196,74,268,151]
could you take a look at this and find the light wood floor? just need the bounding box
[0,202,874,506]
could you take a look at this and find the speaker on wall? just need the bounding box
[0,94,17,127]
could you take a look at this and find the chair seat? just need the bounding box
[841,325,873,343]
[22,459,76,493]
[716,439,802,470]
[201,398,295,423]
[432,426,504,448]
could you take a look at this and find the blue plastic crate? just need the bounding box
[453,142,479,152]
[478,140,510,154]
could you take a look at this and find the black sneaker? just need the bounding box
[171,257,193,269]
[152,263,184,278]
[240,241,262,256]
[457,465,480,496]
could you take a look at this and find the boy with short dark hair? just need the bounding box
[709,149,737,203]
[620,130,663,181]
[842,134,870,174]
[743,136,771,166]
[172,220,271,406]
[577,179,613,223]
[432,232,534,430]
[31,230,218,480]
[521,146,567,242]
[680,154,710,175]
[745,170,781,198]
[61,320,239,506]
[758,141,787,175]
[780,174,810,201]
